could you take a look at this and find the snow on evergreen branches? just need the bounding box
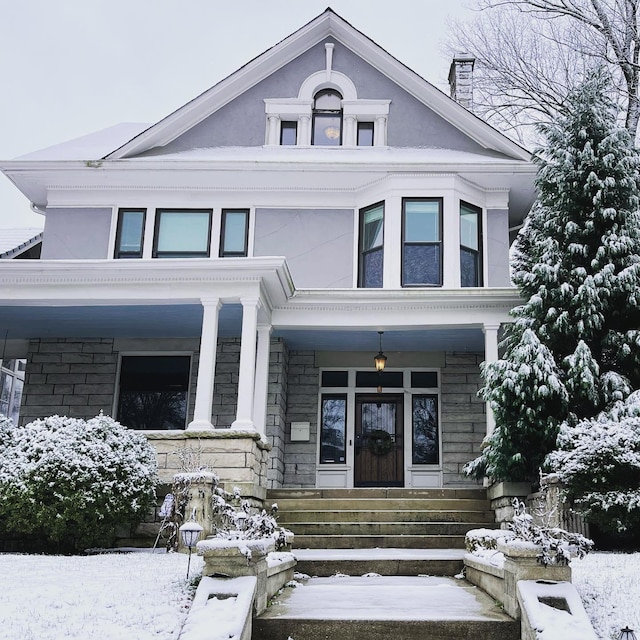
[468,70,640,494]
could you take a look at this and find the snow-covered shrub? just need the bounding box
[0,413,158,552]
[465,528,515,553]
[548,391,640,533]
[509,499,593,566]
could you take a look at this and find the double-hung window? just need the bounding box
[358,202,384,288]
[153,209,212,258]
[220,209,249,257]
[460,202,483,287]
[115,209,146,258]
[402,198,442,287]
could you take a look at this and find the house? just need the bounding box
[0,9,535,499]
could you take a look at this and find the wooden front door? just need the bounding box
[354,394,404,487]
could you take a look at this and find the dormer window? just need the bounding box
[312,90,343,146]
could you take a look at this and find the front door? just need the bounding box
[354,394,404,487]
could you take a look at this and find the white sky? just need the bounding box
[0,0,476,229]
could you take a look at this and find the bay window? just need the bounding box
[358,202,384,288]
[402,198,442,286]
[460,202,483,287]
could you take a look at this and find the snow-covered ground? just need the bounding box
[0,550,203,640]
[0,551,637,639]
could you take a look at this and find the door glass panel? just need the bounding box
[412,395,439,464]
[320,395,347,464]
[361,402,396,435]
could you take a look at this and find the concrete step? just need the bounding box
[279,509,494,523]
[273,497,491,511]
[267,487,487,500]
[253,575,519,640]
[281,521,487,536]
[293,534,466,549]
[293,548,466,577]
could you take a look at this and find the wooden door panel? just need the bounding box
[354,394,403,487]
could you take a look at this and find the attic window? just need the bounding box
[312,89,343,146]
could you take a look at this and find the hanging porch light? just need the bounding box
[374,331,387,372]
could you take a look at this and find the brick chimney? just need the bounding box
[448,53,476,111]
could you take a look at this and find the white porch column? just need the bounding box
[187,297,222,431]
[483,323,500,437]
[252,324,272,437]
[232,297,261,431]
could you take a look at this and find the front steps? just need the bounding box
[268,487,494,550]
[252,487,513,640]
[254,574,519,640]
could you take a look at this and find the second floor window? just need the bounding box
[359,202,384,288]
[357,122,374,146]
[460,202,483,287]
[402,198,442,287]
[153,209,212,258]
[220,209,249,257]
[115,209,145,258]
[312,89,343,146]
[280,121,297,146]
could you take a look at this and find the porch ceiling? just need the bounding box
[0,304,484,352]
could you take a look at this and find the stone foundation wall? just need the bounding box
[441,352,485,487]
[283,350,319,487]
[147,430,270,500]
[21,338,118,425]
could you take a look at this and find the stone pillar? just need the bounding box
[253,324,272,437]
[483,323,500,437]
[188,298,221,431]
[232,298,260,431]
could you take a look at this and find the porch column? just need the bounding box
[252,324,272,437]
[232,297,260,431]
[483,323,500,437]
[187,297,222,431]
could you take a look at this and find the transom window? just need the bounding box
[153,209,212,258]
[402,198,442,287]
[460,202,483,287]
[312,89,343,146]
[358,202,384,288]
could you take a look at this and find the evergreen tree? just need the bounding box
[468,70,640,483]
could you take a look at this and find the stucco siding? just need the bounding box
[486,209,511,286]
[41,208,112,259]
[254,208,354,288]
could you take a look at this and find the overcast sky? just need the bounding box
[0,0,475,229]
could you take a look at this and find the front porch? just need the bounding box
[0,258,519,492]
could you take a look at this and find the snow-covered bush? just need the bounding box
[548,391,640,533]
[0,413,158,552]
[467,500,592,566]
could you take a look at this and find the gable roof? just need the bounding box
[105,8,530,162]
[0,228,43,259]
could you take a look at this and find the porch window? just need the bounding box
[402,198,442,286]
[358,202,384,288]
[319,395,347,464]
[115,209,145,258]
[153,209,212,258]
[117,355,191,430]
[460,202,483,287]
[412,395,439,464]
[220,209,249,257]
[0,358,25,425]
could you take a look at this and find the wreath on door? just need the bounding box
[368,429,394,456]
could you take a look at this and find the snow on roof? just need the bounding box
[0,227,43,259]
[134,145,518,164]
[15,123,151,161]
